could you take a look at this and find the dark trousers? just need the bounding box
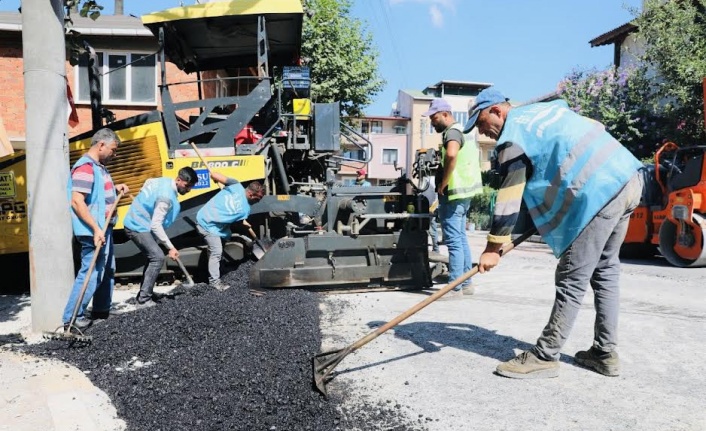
[125,227,164,303]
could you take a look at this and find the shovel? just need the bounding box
[245,225,268,260]
[174,256,195,287]
[312,228,538,397]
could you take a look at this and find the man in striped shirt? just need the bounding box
[63,128,129,330]
[466,88,642,379]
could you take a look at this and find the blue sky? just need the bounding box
[2,0,643,115]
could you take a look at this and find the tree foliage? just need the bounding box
[63,0,104,66]
[633,0,706,146]
[558,66,659,157]
[558,1,706,156]
[64,0,103,22]
[301,0,385,117]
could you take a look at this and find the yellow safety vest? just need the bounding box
[441,123,483,201]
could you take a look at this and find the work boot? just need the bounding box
[64,316,92,332]
[210,280,231,291]
[438,288,464,301]
[496,351,559,379]
[574,347,620,376]
[135,299,157,310]
[462,283,475,295]
[89,309,110,320]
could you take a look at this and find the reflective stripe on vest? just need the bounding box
[498,100,643,256]
[441,123,483,201]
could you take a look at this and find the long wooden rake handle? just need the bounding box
[313,227,538,396]
[353,228,537,351]
[66,190,125,330]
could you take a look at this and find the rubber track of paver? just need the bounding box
[21,261,426,431]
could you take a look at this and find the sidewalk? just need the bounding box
[0,284,178,431]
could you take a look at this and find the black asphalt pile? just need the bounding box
[21,261,426,431]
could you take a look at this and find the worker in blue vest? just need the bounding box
[63,128,129,330]
[423,98,483,299]
[123,167,198,308]
[468,87,643,379]
[196,172,265,291]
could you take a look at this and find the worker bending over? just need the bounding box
[196,172,265,291]
[468,88,642,379]
[123,167,198,308]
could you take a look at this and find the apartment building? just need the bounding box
[396,80,497,174]
[339,115,409,185]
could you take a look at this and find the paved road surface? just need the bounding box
[2,231,704,430]
[320,232,706,431]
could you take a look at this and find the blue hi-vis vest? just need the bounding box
[67,155,111,237]
[498,100,642,256]
[123,177,180,233]
[196,182,250,238]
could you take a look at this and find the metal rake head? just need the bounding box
[42,326,93,346]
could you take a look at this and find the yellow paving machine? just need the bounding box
[0,0,435,291]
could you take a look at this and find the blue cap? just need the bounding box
[463,88,509,133]
[422,98,453,117]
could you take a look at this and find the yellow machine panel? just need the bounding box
[0,117,266,255]
[0,152,28,255]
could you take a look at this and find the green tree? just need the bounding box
[301,0,385,117]
[63,0,104,65]
[633,0,706,146]
[557,66,658,158]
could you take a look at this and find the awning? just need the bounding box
[142,0,304,73]
[589,22,638,47]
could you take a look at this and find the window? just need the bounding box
[382,148,398,165]
[453,111,468,127]
[486,149,495,161]
[76,51,157,105]
[361,120,382,134]
[343,149,366,160]
[393,125,407,134]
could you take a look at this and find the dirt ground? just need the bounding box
[319,232,706,431]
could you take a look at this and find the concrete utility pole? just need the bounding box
[114,0,124,15]
[22,0,75,331]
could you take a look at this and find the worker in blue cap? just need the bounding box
[467,87,643,379]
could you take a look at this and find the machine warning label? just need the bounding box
[193,169,211,189]
[0,172,16,198]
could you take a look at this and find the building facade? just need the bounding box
[339,115,409,185]
[396,80,497,173]
[0,12,197,149]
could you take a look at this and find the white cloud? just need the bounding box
[429,5,443,27]
[389,0,457,27]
